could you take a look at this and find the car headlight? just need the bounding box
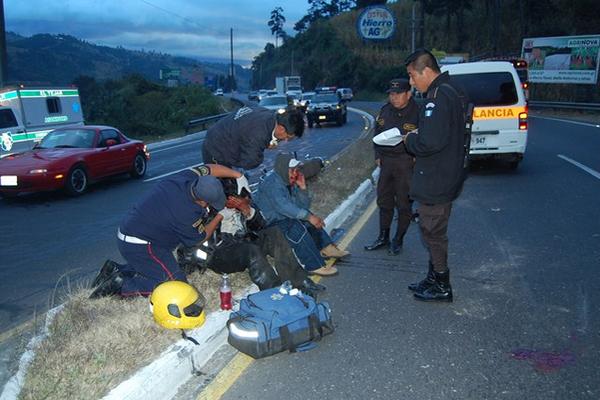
[29,168,48,174]
[336,105,341,109]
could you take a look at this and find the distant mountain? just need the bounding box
[5,32,250,89]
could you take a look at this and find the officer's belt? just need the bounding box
[117,229,149,245]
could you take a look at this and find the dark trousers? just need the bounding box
[256,226,309,287]
[377,156,414,239]
[118,240,187,297]
[417,202,453,273]
[209,239,281,290]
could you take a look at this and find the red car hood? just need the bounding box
[0,149,82,173]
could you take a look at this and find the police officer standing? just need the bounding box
[365,79,419,255]
[202,106,305,170]
[403,49,468,302]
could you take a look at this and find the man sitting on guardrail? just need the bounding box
[202,105,305,170]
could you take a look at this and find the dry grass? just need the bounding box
[17,114,377,400]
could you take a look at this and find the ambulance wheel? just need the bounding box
[65,165,88,196]
[130,153,147,178]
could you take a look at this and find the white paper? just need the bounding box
[373,127,403,146]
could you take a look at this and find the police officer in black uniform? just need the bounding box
[403,49,468,302]
[365,79,419,255]
[202,106,305,170]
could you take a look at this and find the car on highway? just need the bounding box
[247,91,259,101]
[305,90,347,128]
[258,94,290,111]
[0,125,150,197]
[336,87,354,101]
[214,88,224,96]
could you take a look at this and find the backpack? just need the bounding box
[227,285,334,359]
[440,83,474,173]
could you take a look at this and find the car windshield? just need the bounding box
[38,129,96,149]
[314,94,338,103]
[259,96,288,106]
[448,72,518,106]
[302,93,315,100]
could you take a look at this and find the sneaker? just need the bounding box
[320,244,350,259]
[309,265,338,276]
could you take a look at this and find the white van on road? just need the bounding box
[442,61,528,169]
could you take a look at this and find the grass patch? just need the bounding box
[17,113,377,400]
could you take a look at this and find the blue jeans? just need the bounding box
[274,219,333,271]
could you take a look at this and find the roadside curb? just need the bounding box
[1,109,377,400]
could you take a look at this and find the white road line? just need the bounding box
[150,140,201,154]
[532,115,600,128]
[558,154,600,180]
[143,163,205,182]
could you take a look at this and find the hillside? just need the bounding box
[5,32,250,89]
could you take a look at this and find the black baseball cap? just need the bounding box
[387,78,411,93]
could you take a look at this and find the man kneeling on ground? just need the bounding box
[254,153,349,277]
[90,164,247,298]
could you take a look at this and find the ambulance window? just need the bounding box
[0,109,18,128]
[449,72,518,106]
[46,97,62,114]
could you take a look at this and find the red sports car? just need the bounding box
[0,125,150,197]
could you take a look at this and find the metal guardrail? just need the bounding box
[185,112,230,133]
[185,97,246,133]
[528,101,600,111]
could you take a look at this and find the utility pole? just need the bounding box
[0,0,8,87]
[229,28,234,93]
[411,1,417,53]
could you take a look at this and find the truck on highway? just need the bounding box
[275,76,302,97]
[0,86,85,158]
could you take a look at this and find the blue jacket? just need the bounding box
[120,169,210,249]
[254,171,311,225]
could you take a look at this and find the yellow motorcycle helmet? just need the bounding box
[150,280,206,330]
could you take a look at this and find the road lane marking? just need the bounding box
[150,140,202,154]
[143,163,205,182]
[532,115,600,128]
[558,154,600,180]
[197,198,378,400]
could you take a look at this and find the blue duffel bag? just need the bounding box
[226,284,334,359]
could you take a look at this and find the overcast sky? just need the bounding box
[4,0,308,65]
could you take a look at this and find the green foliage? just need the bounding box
[73,75,221,138]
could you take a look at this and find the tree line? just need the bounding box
[258,0,600,101]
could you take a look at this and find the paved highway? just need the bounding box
[217,114,600,400]
[0,109,370,335]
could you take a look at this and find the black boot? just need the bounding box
[89,270,124,299]
[91,259,121,288]
[388,231,405,256]
[413,270,453,302]
[364,229,390,251]
[408,262,435,292]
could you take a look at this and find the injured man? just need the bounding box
[178,178,325,296]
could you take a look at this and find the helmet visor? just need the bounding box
[183,294,206,317]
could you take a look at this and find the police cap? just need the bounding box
[387,78,411,94]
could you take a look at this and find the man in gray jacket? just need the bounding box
[202,106,305,170]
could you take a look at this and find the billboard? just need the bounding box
[521,35,600,84]
[357,6,396,41]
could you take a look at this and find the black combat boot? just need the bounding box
[89,270,124,299]
[413,270,453,302]
[364,229,390,251]
[408,262,435,292]
[388,231,405,255]
[91,259,121,288]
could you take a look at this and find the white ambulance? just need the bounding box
[441,61,528,169]
[0,87,85,158]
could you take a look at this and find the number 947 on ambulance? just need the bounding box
[442,61,528,169]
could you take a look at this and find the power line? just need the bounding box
[139,0,199,27]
